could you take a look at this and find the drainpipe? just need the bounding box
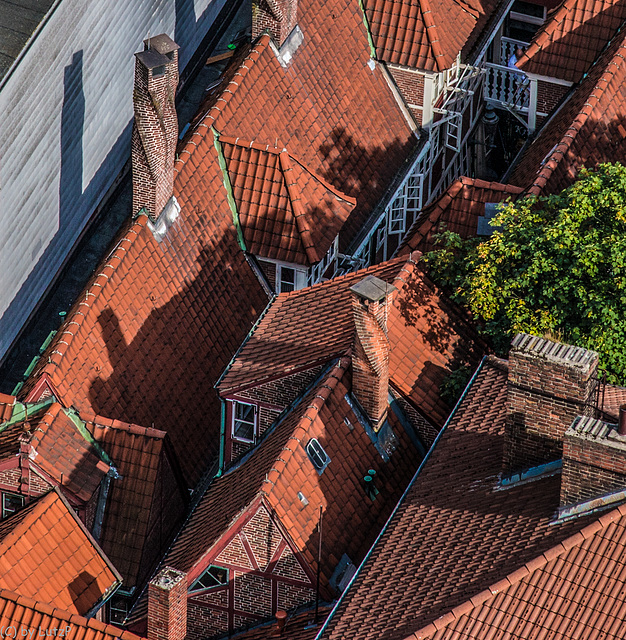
[217,398,226,477]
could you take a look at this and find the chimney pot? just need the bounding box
[276,610,287,633]
[619,405,626,436]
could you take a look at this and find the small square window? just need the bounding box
[232,401,257,442]
[2,493,24,519]
[278,266,296,293]
[109,595,129,625]
[190,566,229,592]
[306,438,331,474]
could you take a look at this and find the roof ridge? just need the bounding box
[93,415,168,439]
[419,0,446,71]
[29,401,62,449]
[262,357,350,495]
[527,33,626,196]
[218,135,284,156]
[409,503,626,639]
[287,153,357,205]
[279,150,320,264]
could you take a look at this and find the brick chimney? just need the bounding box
[148,567,187,640]
[504,334,598,472]
[349,276,397,432]
[132,34,179,220]
[252,0,298,48]
[560,415,626,509]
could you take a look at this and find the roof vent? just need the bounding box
[305,438,330,474]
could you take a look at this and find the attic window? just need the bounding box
[190,566,229,592]
[108,595,129,625]
[1,493,24,519]
[306,438,331,474]
[276,264,307,293]
[232,401,257,443]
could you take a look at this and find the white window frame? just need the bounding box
[231,401,258,443]
[274,262,308,293]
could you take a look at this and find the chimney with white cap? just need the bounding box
[148,566,187,640]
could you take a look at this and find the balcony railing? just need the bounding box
[484,62,530,111]
[499,36,530,66]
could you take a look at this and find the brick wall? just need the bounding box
[561,416,626,506]
[252,0,298,47]
[388,66,424,126]
[504,334,598,472]
[537,80,568,117]
[187,602,228,640]
[257,259,277,291]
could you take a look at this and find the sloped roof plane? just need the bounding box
[0,489,120,616]
[510,29,626,195]
[218,135,355,264]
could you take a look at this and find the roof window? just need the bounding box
[232,401,257,443]
[306,438,330,474]
[190,565,229,592]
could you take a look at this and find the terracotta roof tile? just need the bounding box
[320,357,603,640]
[230,607,332,640]
[510,30,626,195]
[519,0,626,83]
[0,490,120,616]
[0,587,142,640]
[89,416,188,591]
[363,0,503,71]
[398,177,524,255]
[220,136,355,265]
[23,0,417,488]
[163,358,419,589]
[219,254,484,427]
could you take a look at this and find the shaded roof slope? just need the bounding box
[219,135,355,264]
[510,29,626,195]
[0,490,120,616]
[89,416,187,591]
[219,254,484,426]
[362,0,503,71]
[399,177,523,254]
[0,0,56,81]
[519,0,626,83]
[0,587,142,640]
[164,358,419,584]
[319,357,600,640]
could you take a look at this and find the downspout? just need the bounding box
[217,398,226,477]
[92,467,119,542]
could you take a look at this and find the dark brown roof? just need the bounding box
[519,0,626,83]
[510,30,626,195]
[320,357,601,640]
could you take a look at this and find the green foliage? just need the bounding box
[426,163,626,383]
[440,365,473,407]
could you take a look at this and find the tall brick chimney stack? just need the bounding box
[504,333,598,472]
[132,34,179,220]
[561,415,626,510]
[349,276,397,432]
[148,566,187,640]
[252,0,298,48]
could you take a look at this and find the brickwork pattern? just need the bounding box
[504,343,598,471]
[216,534,254,569]
[277,581,316,611]
[243,507,283,570]
[389,66,425,117]
[187,602,228,640]
[252,0,298,48]
[562,432,626,506]
[234,571,273,617]
[272,545,309,581]
[257,259,277,290]
[148,567,187,640]
[537,80,568,116]
[132,46,179,219]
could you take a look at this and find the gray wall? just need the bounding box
[0,0,224,358]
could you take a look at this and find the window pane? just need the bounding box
[191,566,229,591]
[2,493,24,519]
[279,267,296,293]
[234,419,254,440]
[306,439,330,471]
[233,402,256,441]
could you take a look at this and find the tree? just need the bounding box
[426,163,626,383]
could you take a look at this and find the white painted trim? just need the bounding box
[525,72,574,87]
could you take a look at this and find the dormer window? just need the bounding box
[306,438,331,474]
[190,565,229,592]
[232,401,257,443]
[2,493,24,519]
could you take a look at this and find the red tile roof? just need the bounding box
[219,136,355,265]
[88,416,188,592]
[0,489,120,616]
[163,358,419,586]
[23,0,417,489]
[219,254,484,427]
[0,400,109,503]
[362,0,503,71]
[231,607,332,640]
[0,587,142,640]
[510,30,626,196]
[319,356,603,640]
[519,0,626,83]
[398,177,523,255]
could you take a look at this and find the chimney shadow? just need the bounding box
[67,570,99,616]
